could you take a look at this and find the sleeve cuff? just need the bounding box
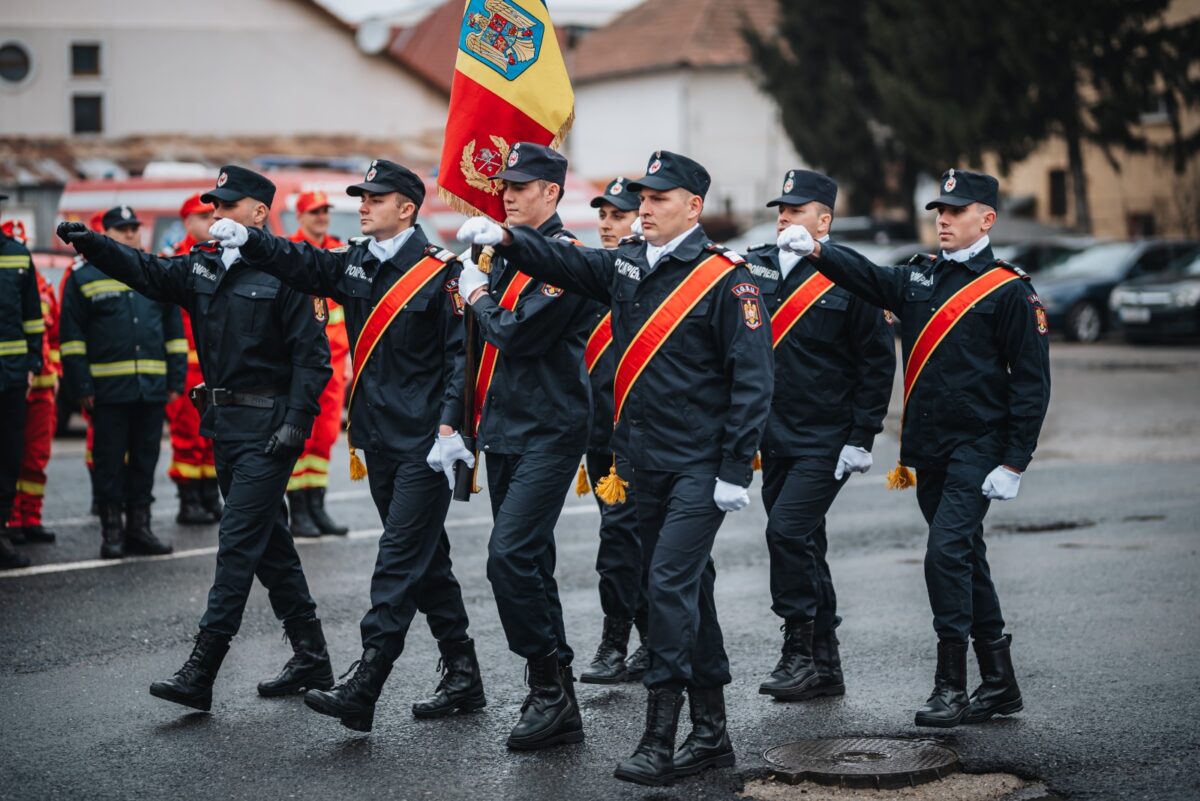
[1002,452,1032,471]
[718,459,753,488]
[846,429,876,451]
[284,408,315,436]
[439,404,463,429]
[470,294,498,314]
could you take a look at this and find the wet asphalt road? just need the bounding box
[2,342,1198,801]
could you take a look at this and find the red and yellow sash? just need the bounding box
[612,253,737,424]
[584,312,613,375]
[886,265,1021,490]
[345,253,448,478]
[901,266,1020,407]
[473,271,534,427]
[770,272,835,348]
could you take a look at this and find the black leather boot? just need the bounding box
[411,638,487,719]
[613,687,684,786]
[98,504,125,560]
[759,618,821,700]
[673,686,736,776]
[307,488,348,536]
[625,628,650,681]
[0,533,31,569]
[812,630,846,696]
[288,490,321,538]
[176,483,213,526]
[20,524,56,544]
[257,617,335,697]
[964,634,1023,723]
[581,617,633,684]
[200,478,223,521]
[305,648,393,732]
[915,639,970,727]
[149,630,232,711]
[506,650,584,750]
[125,505,173,556]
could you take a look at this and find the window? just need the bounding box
[72,94,102,134]
[0,42,31,83]
[71,43,100,77]
[1048,169,1068,218]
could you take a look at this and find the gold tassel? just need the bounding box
[477,245,494,274]
[575,462,591,496]
[594,455,628,506]
[349,446,367,481]
[752,451,762,472]
[886,461,915,490]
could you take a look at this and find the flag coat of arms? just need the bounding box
[438,0,574,220]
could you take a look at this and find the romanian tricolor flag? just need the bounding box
[437,0,574,221]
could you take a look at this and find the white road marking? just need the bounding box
[1,504,600,580]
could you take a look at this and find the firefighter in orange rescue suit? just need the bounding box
[3,219,58,547]
[287,190,349,537]
[165,193,222,525]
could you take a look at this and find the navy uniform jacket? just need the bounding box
[0,231,44,391]
[472,213,600,456]
[238,226,464,461]
[60,259,187,405]
[745,243,895,460]
[498,225,774,487]
[585,307,616,453]
[70,234,331,443]
[813,242,1050,470]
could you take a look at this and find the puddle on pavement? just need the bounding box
[740,773,1057,801]
[991,520,1095,534]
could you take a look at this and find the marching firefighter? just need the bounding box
[286,190,349,538]
[459,149,774,785]
[780,168,1051,728]
[58,165,334,713]
[745,170,895,701]
[165,193,221,525]
[60,206,184,559]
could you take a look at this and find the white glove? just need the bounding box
[630,216,644,236]
[436,432,475,489]
[713,478,750,512]
[458,258,489,306]
[776,224,815,257]
[456,216,505,246]
[981,466,1021,501]
[208,218,248,248]
[834,445,873,480]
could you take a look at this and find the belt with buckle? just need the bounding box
[192,384,286,408]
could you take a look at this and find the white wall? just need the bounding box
[567,67,803,219]
[0,0,447,139]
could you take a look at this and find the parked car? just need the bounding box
[1034,240,1199,342]
[993,236,1094,273]
[1109,249,1200,343]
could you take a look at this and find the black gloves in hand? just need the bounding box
[56,221,92,246]
[264,423,307,457]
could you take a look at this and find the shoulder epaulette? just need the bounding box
[907,253,937,266]
[996,258,1031,281]
[191,240,219,254]
[746,242,774,252]
[349,236,370,246]
[618,234,644,246]
[425,243,456,262]
[705,242,745,264]
[329,244,350,254]
[553,231,583,246]
[71,254,87,271]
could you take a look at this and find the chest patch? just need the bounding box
[747,263,780,282]
[615,258,641,281]
[909,271,934,288]
[345,263,372,283]
[444,277,465,317]
[192,262,218,282]
[742,297,763,330]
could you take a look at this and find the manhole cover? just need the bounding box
[763,737,959,789]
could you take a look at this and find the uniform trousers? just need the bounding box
[360,452,471,662]
[199,438,318,636]
[485,451,578,665]
[585,451,647,628]
[90,401,165,506]
[635,468,731,690]
[761,454,846,633]
[916,449,1005,643]
[0,387,28,525]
